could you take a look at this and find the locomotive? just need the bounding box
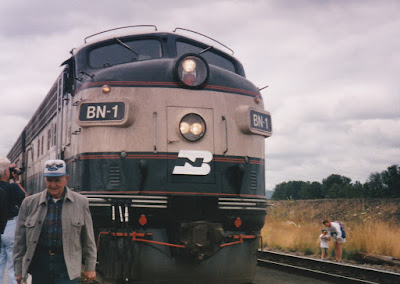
[7,26,272,283]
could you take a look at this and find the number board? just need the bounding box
[79,102,125,121]
[250,110,272,135]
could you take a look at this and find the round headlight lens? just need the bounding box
[182,59,196,72]
[180,122,190,134]
[190,123,203,135]
[179,113,206,142]
[176,54,209,88]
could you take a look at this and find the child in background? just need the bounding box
[319,229,331,260]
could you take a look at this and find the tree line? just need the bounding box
[271,164,400,200]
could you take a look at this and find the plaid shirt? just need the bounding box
[37,191,65,252]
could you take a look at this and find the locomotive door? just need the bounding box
[167,107,215,184]
[56,73,72,159]
[61,92,72,149]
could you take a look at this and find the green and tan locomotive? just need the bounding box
[8,26,272,283]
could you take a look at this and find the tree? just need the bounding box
[382,165,400,198]
[322,174,352,199]
[365,165,400,198]
[364,172,385,198]
[270,164,399,200]
[350,181,365,198]
[299,181,323,199]
[272,182,289,200]
[272,181,306,200]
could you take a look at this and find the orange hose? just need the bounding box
[97,231,258,250]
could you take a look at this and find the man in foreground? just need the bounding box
[13,159,97,283]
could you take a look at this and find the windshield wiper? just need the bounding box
[199,46,213,54]
[114,37,139,59]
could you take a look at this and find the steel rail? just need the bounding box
[258,258,375,283]
[257,250,400,284]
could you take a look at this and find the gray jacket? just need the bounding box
[13,187,97,280]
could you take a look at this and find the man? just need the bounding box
[0,157,27,284]
[14,160,97,284]
[323,219,346,262]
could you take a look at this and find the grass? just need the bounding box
[348,221,400,257]
[261,219,321,256]
[261,199,400,260]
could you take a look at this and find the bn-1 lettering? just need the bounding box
[86,105,119,119]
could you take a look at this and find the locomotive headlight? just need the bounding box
[182,59,196,72]
[179,113,206,142]
[190,123,203,135]
[175,54,209,88]
[180,122,190,134]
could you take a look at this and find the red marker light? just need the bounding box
[234,217,242,228]
[139,214,147,226]
[183,73,196,86]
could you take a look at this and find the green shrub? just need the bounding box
[303,248,315,255]
[342,249,358,260]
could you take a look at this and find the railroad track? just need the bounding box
[257,250,400,283]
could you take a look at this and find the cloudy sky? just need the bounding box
[0,0,399,190]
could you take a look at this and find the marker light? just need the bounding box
[175,54,209,88]
[102,85,111,93]
[179,113,206,142]
[234,217,242,228]
[139,214,147,226]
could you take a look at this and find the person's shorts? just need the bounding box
[333,237,346,244]
[321,247,328,253]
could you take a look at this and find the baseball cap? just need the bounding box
[43,160,67,177]
[322,229,327,232]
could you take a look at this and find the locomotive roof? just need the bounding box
[71,27,236,61]
[65,26,246,78]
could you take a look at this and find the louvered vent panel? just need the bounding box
[109,166,120,187]
[249,170,257,191]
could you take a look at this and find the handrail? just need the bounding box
[84,25,158,43]
[173,27,234,55]
[153,112,157,153]
[222,116,229,155]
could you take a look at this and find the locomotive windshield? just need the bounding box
[176,41,236,73]
[89,38,162,69]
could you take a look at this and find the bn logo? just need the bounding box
[172,150,212,175]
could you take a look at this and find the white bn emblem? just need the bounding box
[172,150,213,175]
